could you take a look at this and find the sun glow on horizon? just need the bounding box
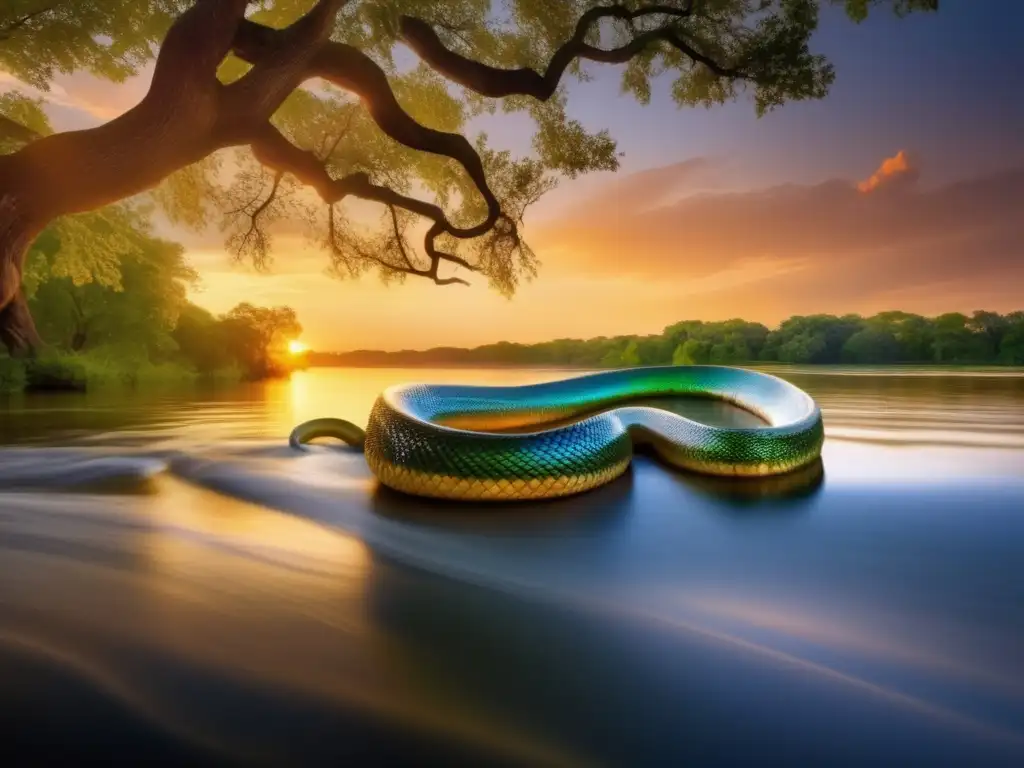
[288,340,308,355]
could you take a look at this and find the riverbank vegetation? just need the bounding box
[0,204,302,394]
[311,311,1024,369]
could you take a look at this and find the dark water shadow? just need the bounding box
[357,522,1024,768]
[672,458,825,507]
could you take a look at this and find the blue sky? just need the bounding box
[480,0,1024,197]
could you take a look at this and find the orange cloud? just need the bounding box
[857,150,915,193]
[527,159,1024,317]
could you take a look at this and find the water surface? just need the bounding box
[1,366,1022,766]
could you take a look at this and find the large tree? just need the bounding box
[0,0,937,355]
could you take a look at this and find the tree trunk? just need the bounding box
[0,0,263,357]
[0,74,225,356]
[0,291,42,356]
[0,187,44,357]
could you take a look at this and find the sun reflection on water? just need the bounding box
[143,475,371,597]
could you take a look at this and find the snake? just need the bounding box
[288,365,824,502]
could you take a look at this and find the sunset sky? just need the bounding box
[13,0,1024,351]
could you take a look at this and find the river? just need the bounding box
[1,366,1023,766]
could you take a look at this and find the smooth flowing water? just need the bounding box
[1,366,1023,766]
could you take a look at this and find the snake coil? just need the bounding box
[289,365,824,501]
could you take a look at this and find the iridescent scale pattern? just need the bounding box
[354,366,824,501]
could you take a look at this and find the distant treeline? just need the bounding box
[311,311,1024,368]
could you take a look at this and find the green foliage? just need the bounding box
[665,319,770,364]
[7,198,302,392]
[841,327,900,363]
[0,357,27,394]
[525,94,620,178]
[4,292,303,393]
[864,311,934,362]
[23,354,89,391]
[0,91,51,153]
[673,338,710,365]
[619,339,642,367]
[0,1,187,89]
[28,205,195,359]
[0,91,50,134]
[967,311,1008,355]
[21,205,162,297]
[840,0,939,23]
[172,304,231,375]
[316,309,1024,369]
[151,155,226,230]
[173,301,302,381]
[15,349,208,392]
[931,312,993,363]
[760,314,863,363]
[218,303,302,379]
[999,313,1024,366]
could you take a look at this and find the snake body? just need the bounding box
[289,365,824,501]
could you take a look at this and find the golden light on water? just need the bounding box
[288,340,308,355]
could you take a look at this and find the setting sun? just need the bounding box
[287,340,307,355]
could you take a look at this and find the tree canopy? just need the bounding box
[0,0,937,355]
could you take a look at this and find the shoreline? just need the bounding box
[303,361,1024,374]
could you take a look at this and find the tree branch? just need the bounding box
[149,0,251,100]
[248,121,364,201]
[397,1,755,101]
[5,0,256,221]
[230,170,284,267]
[248,123,475,287]
[326,204,468,286]
[387,204,417,272]
[248,122,479,238]
[310,44,502,234]
[232,21,502,238]
[220,0,351,128]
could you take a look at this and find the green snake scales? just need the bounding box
[288,365,825,501]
